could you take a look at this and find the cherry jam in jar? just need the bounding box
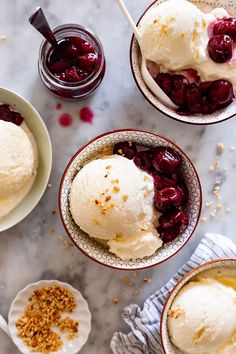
[38,24,106,100]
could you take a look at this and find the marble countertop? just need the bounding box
[0,0,236,353]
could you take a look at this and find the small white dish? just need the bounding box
[160,258,236,353]
[0,87,52,232]
[130,0,236,125]
[7,280,91,354]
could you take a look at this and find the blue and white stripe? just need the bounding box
[111,233,236,354]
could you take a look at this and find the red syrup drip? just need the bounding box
[59,113,73,127]
[79,107,94,124]
[56,103,62,110]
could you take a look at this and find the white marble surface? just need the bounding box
[0,0,236,353]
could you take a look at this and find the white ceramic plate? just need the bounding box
[59,129,202,270]
[160,258,236,353]
[8,280,91,354]
[130,0,236,125]
[0,87,52,232]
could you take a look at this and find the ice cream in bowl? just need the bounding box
[59,130,202,270]
[161,258,236,354]
[130,0,236,124]
[0,88,52,232]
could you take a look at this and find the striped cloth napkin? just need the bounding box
[110,233,236,354]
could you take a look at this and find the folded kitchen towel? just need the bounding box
[110,233,236,354]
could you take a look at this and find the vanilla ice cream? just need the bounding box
[70,155,162,259]
[139,0,236,86]
[0,120,38,218]
[168,272,236,353]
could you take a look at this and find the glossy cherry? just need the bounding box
[208,79,234,105]
[152,147,181,175]
[154,186,185,212]
[134,150,154,172]
[208,35,233,63]
[213,18,236,42]
[0,105,24,126]
[158,209,189,243]
[113,141,137,159]
[185,84,201,114]
[152,171,177,190]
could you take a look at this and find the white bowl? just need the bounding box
[160,258,236,353]
[130,0,236,125]
[8,280,91,354]
[59,129,202,270]
[0,87,52,232]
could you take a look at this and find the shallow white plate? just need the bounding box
[8,280,91,354]
[0,87,52,232]
[130,0,236,125]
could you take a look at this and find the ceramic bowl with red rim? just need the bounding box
[160,258,236,353]
[130,0,236,125]
[59,129,202,270]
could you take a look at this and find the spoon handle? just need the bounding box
[0,315,11,337]
[115,0,141,42]
[29,7,57,47]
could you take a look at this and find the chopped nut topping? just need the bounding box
[95,199,99,205]
[153,19,158,24]
[105,196,112,202]
[109,202,115,209]
[48,227,54,234]
[113,186,120,193]
[52,209,57,215]
[118,149,123,155]
[113,297,120,305]
[201,217,207,222]
[143,277,151,283]
[47,183,52,188]
[93,219,100,225]
[111,179,119,184]
[105,165,111,170]
[122,194,128,202]
[169,306,185,319]
[217,143,224,154]
[16,286,78,353]
[180,32,185,38]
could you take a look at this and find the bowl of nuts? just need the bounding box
[8,280,91,353]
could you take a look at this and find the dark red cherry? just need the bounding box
[54,72,67,81]
[11,112,23,126]
[65,66,81,82]
[208,35,233,63]
[157,209,189,243]
[152,147,181,175]
[76,69,89,80]
[157,225,180,243]
[134,150,153,172]
[0,104,11,122]
[80,41,95,54]
[155,73,172,95]
[181,69,201,84]
[208,80,234,105]
[185,84,201,114]
[49,59,70,73]
[113,141,137,159]
[152,171,177,190]
[170,75,187,106]
[78,53,98,72]
[200,96,217,114]
[154,186,184,212]
[213,18,236,42]
[159,209,189,233]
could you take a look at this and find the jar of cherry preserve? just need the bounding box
[38,24,106,100]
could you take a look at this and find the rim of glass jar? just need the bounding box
[39,24,105,89]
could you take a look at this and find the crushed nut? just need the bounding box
[217,143,224,154]
[105,165,111,170]
[143,277,151,283]
[113,186,120,193]
[122,194,128,202]
[16,286,78,353]
[113,297,120,305]
[105,196,112,202]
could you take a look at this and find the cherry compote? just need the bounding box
[38,24,105,100]
[113,141,190,243]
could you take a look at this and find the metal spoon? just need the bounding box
[0,314,11,337]
[29,7,57,47]
[115,0,177,109]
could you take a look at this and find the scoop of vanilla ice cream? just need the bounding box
[70,155,162,259]
[139,0,211,71]
[0,121,37,197]
[139,0,236,85]
[168,278,236,353]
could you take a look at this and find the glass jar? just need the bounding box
[38,24,106,100]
